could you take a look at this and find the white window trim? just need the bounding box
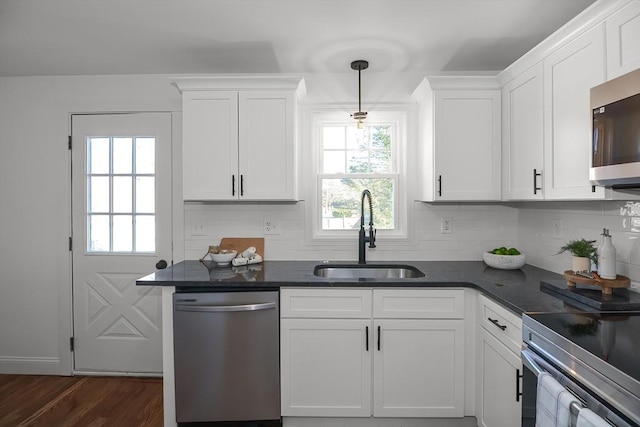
[303,106,412,244]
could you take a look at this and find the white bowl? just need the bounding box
[483,252,526,270]
[210,250,237,266]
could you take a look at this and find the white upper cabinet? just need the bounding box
[501,63,544,200]
[543,24,606,200]
[173,76,304,201]
[413,78,502,202]
[606,0,640,80]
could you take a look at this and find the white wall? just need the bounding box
[518,201,640,283]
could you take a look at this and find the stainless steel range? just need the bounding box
[522,311,640,426]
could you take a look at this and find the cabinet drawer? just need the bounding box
[280,288,372,318]
[373,289,464,319]
[478,294,522,354]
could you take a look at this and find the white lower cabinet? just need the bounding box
[280,288,465,419]
[373,319,464,417]
[476,295,523,427]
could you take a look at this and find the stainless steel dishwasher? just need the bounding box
[173,291,280,424]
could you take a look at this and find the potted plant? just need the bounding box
[557,238,598,273]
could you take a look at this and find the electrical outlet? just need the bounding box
[552,220,563,238]
[441,218,452,234]
[264,219,280,235]
[190,223,206,236]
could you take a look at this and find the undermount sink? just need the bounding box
[313,264,425,279]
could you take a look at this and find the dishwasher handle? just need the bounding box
[175,302,276,313]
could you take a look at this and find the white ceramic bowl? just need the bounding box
[210,250,237,266]
[483,252,526,270]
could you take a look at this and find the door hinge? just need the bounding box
[68,236,72,251]
[70,337,74,352]
[68,135,72,150]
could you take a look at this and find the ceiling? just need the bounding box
[0,0,597,77]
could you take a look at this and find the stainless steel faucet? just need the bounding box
[358,189,376,264]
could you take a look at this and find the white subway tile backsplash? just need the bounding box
[183,199,639,282]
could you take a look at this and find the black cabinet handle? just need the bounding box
[438,175,442,197]
[488,317,507,331]
[516,368,523,402]
[366,326,369,351]
[377,325,381,351]
[533,169,542,195]
[240,174,244,196]
[232,175,236,196]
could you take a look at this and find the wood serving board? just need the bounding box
[219,237,265,259]
[563,270,630,295]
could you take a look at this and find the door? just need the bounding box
[543,24,606,199]
[71,113,172,374]
[502,63,544,200]
[477,327,522,427]
[373,319,465,417]
[280,318,372,417]
[182,91,238,200]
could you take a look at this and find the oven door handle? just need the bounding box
[521,348,546,378]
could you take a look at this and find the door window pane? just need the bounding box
[136,177,155,213]
[87,137,109,174]
[88,215,110,252]
[135,137,155,174]
[135,215,155,252]
[112,137,132,174]
[112,215,133,252]
[85,135,156,253]
[88,177,109,213]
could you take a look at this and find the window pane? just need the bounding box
[113,215,133,251]
[322,127,345,150]
[323,151,345,174]
[112,137,132,174]
[88,176,109,213]
[113,176,132,213]
[347,151,370,173]
[321,178,395,230]
[88,214,110,252]
[136,177,155,213]
[135,137,155,174]
[87,137,109,174]
[135,215,155,252]
[346,127,361,150]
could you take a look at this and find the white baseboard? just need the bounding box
[0,356,62,375]
[283,417,478,427]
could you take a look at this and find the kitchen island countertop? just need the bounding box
[137,260,576,315]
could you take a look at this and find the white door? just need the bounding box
[373,319,465,418]
[280,318,372,417]
[71,113,172,374]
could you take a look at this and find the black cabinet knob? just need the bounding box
[156,259,168,270]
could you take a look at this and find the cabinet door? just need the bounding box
[373,319,464,418]
[502,63,545,200]
[434,90,501,201]
[280,319,372,417]
[477,327,522,427]
[543,25,606,200]
[606,0,640,80]
[239,91,296,200]
[182,91,238,200]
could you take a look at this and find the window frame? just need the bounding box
[307,109,409,241]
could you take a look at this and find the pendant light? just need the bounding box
[350,60,368,129]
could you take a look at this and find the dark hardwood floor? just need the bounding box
[0,374,162,427]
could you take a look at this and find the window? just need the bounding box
[313,110,406,238]
[86,136,156,253]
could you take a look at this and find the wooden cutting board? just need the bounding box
[219,237,265,259]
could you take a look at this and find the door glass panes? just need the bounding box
[319,124,397,231]
[86,136,156,253]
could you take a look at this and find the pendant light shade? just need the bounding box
[350,60,368,129]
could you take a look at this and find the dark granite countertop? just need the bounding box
[137,260,575,315]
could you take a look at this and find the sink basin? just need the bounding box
[313,264,425,279]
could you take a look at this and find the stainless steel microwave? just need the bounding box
[590,68,640,188]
